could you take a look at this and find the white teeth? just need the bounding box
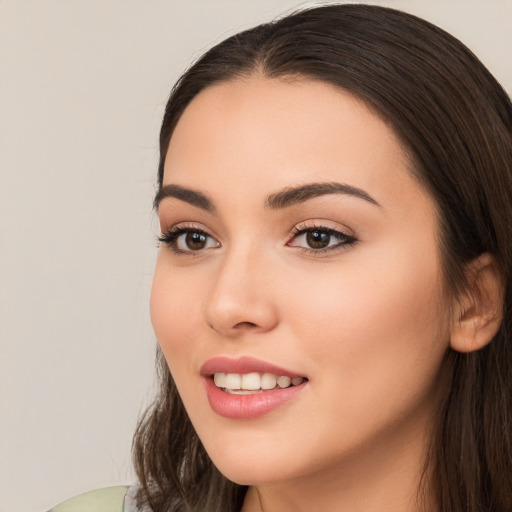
[213,372,226,387]
[277,376,292,388]
[241,372,261,390]
[261,373,277,390]
[213,372,305,392]
[224,373,241,389]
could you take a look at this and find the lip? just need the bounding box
[200,356,304,378]
[201,356,308,420]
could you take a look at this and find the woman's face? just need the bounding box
[151,76,453,488]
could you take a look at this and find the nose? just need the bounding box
[204,247,279,338]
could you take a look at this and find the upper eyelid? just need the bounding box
[158,223,216,242]
[160,221,218,237]
[159,220,357,245]
[162,222,207,231]
[289,226,356,242]
[289,219,355,237]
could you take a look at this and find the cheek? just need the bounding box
[150,255,203,368]
[282,242,450,408]
[150,257,212,426]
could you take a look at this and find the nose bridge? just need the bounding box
[204,238,278,335]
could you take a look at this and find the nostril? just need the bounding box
[207,320,258,333]
[234,321,258,329]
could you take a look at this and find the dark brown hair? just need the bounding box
[133,4,512,511]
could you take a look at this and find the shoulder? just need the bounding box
[48,486,130,512]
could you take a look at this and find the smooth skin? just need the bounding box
[150,76,503,512]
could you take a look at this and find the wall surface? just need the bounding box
[0,1,510,511]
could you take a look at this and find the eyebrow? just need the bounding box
[154,181,380,212]
[265,182,381,209]
[154,184,215,212]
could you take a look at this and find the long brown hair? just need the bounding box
[133,4,512,511]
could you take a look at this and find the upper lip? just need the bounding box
[200,356,305,378]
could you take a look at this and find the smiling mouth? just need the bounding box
[213,372,307,395]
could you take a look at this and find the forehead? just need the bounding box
[163,76,425,213]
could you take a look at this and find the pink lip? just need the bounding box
[200,356,303,378]
[200,356,308,420]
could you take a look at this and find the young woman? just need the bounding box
[50,3,512,512]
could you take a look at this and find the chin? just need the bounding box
[199,430,313,487]
[213,460,288,487]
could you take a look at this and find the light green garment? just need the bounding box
[49,486,129,512]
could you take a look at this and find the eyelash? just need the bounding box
[158,225,218,256]
[157,223,358,256]
[287,223,358,255]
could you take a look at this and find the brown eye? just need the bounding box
[158,227,220,254]
[306,230,330,249]
[287,225,357,254]
[186,232,208,250]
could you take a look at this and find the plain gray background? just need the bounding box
[1,1,511,511]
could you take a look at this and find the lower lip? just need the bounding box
[204,377,307,419]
